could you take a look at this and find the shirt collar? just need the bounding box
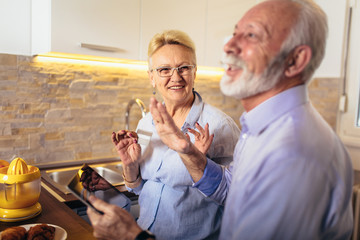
[182,91,203,131]
[151,91,204,131]
[240,84,308,135]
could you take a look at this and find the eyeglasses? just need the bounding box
[151,65,196,77]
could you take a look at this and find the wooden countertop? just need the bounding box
[0,186,96,240]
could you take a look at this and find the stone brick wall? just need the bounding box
[0,53,341,164]
[308,77,341,129]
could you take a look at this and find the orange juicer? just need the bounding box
[0,157,42,222]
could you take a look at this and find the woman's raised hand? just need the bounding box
[112,130,141,166]
[186,123,214,155]
[149,97,207,182]
[149,97,191,153]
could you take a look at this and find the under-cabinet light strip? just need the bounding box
[35,55,148,70]
[34,52,224,77]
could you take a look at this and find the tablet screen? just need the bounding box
[66,164,130,214]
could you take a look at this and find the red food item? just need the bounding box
[26,224,55,240]
[1,226,27,240]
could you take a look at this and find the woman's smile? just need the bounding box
[168,85,185,90]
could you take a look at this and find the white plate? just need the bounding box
[0,223,67,240]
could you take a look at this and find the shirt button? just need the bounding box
[242,133,247,139]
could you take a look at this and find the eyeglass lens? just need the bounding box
[157,65,194,77]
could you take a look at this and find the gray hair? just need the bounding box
[278,0,328,83]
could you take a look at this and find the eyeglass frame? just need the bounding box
[150,65,196,77]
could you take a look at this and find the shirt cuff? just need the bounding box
[125,179,144,195]
[193,158,223,196]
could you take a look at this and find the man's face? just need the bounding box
[220,0,298,99]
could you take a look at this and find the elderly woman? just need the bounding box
[94,30,240,240]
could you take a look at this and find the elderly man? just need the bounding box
[87,0,354,239]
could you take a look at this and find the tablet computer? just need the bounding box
[66,163,130,215]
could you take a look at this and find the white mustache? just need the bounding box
[221,55,246,70]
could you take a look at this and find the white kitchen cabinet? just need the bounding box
[51,0,141,60]
[0,0,349,72]
[50,0,348,73]
[0,0,141,59]
[0,0,50,56]
[139,0,259,67]
[315,0,347,78]
[0,0,31,55]
[205,0,258,67]
[139,0,207,64]
[139,0,258,67]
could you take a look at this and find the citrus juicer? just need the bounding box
[0,157,42,222]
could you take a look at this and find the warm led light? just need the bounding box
[34,52,225,77]
[35,56,148,70]
[35,52,149,71]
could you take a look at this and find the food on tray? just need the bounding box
[1,224,56,240]
[26,224,55,240]
[0,226,27,240]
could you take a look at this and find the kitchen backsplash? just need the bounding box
[0,53,341,164]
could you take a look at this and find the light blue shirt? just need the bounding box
[198,85,354,240]
[129,91,240,240]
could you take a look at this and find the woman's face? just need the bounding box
[149,44,196,107]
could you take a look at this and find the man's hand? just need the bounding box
[87,196,143,240]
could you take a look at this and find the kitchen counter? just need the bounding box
[0,186,96,240]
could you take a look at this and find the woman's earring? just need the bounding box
[152,88,156,95]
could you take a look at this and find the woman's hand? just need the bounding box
[149,98,191,153]
[187,123,214,155]
[112,130,142,186]
[149,97,206,182]
[87,196,143,240]
[112,130,141,166]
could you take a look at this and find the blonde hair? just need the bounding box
[148,30,196,69]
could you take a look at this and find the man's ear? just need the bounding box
[284,45,312,78]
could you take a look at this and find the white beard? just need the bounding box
[220,55,283,99]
